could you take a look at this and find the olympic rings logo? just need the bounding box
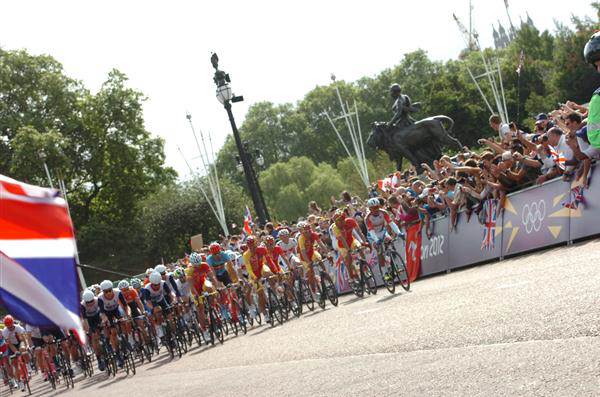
[521,200,546,234]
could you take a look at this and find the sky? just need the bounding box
[1,0,596,178]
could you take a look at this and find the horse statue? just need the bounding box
[367,115,463,173]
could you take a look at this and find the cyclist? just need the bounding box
[365,197,400,280]
[331,209,367,283]
[206,242,238,322]
[243,236,279,323]
[276,229,300,271]
[173,268,195,322]
[142,271,177,344]
[2,315,28,390]
[97,280,125,367]
[80,289,105,371]
[24,323,47,380]
[297,222,329,299]
[118,280,149,346]
[185,253,216,341]
[155,264,180,301]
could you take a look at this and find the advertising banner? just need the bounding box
[448,199,502,270]
[569,163,600,241]
[501,179,571,257]
[418,217,449,277]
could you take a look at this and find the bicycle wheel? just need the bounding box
[286,283,301,317]
[209,307,224,344]
[379,259,395,294]
[127,351,136,375]
[268,288,284,325]
[235,296,248,334]
[321,272,339,306]
[301,279,315,311]
[361,261,378,295]
[280,290,290,321]
[190,317,203,347]
[390,250,410,291]
[314,276,326,309]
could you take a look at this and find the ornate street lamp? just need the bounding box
[211,53,270,224]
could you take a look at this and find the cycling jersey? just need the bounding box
[97,289,120,313]
[206,252,232,276]
[166,273,181,297]
[176,279,192,297]
[243,246,270,280]
[332,218,359,249]
[276,238,298,260]
[266,245,284,268]
[0,334,7,355]
[185,264,212,294]
[365,209,399,241]
[297,232,320,262]
[118,288,142,317]
[80,297,101,318]
[2,325,25,346]
[142,281,173,304]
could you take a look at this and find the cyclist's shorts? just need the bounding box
[216,271,232,287]
[104,309,122,325]
[300,252,322,272]
[87,313,102,332]
[337,239,361,259]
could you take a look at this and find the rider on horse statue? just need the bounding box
[388,83,421,130]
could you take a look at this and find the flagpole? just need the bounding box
[57,172,87,289]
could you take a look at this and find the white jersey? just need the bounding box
[97,289,120,312]
[276,238,298,260]
[2,325,25,345]
[143,281,167,304]
[176,279,191,297]
[81,297,101,317]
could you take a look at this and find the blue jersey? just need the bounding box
[206,252,232,276]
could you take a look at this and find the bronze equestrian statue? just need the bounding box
[367,84,463,173]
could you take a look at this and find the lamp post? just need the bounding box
[234,144,270,221]
[211,53,269,225]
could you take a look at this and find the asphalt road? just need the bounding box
[9,238,600,396]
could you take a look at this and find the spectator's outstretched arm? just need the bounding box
[516,131,536,154]
[478,138,504,154]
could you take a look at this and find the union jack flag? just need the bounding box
[563,186,585,209]
[378,177,393,192]
[242,206,254,237]
[549,146,566,171]
[481,199,497,251]
[0,174,85,343]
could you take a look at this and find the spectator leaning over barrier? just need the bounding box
[489,114,510,141]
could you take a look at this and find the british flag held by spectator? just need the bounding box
[563,186,585,209]
[0,174,85,343]
[481,199,497,251]
[242,206,254,237]
[549,146,566,171]
[378,177,393,192]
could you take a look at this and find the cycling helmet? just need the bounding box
[296,221,307,229]
[584,31,600,64]
[189,252,202,265]
[131,278,142,289]
[278,229,289,237]
[100,280,113,291]
[155,264,167,274]
[209,242,221,255]
[118,280,129,290]
[240,244,248,252]
[174,268,185,279]
[246,236,256,246]
[332,209,345,222]
[82,289,95,302]
[265,235,275,244]
[149,271,162,285]
[367,197,380,208]
[145,268,154,276]
[3,315,14,327]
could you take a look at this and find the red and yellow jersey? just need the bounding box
[243,246,269,280]
[332,218,359,249]
[185,263,212,293]
[297,232,321,262]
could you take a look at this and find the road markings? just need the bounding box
[495,281,531,289]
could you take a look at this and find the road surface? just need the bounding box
[10,238,600,396]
